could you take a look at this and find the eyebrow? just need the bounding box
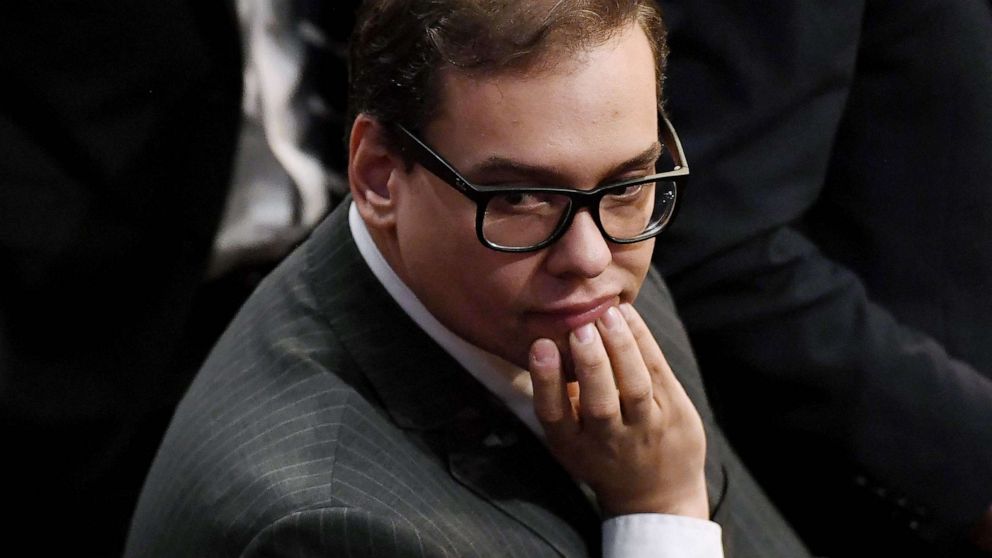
[463,141,664,186]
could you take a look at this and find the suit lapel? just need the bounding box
[443,396,602,556]
[304,204,600,555]
[305,202,478,428]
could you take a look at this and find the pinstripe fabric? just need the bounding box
[126,202,811,557]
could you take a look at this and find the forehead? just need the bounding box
[422,24,659,173]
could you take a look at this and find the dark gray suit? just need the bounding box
[126,203,809,557]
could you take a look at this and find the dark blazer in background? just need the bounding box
[654,0,992,555]
[0,2,242,555]
[127,203,812,557]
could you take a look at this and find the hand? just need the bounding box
[529,303,709,519]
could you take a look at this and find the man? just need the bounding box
[126,1,809,555]
[652,0,992,555]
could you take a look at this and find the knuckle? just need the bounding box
[663,401,704,434]
[646,360,673,385]
[625,315,649,338]
[535,406,566,424]
[530,372,557,391]
[574,365,613,392]
[572,346,608,371]
[583,399,619,420]
[620,383,653,405]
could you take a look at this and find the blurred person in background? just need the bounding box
[653,0,992,555]
[0,2,241,554]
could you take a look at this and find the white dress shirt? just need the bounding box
[349,203,723,557]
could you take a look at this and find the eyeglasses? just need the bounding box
[392,115,689,253]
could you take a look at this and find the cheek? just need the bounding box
[614,241,654,298]
[450,252,532,316]
[394,184,476,281]
[452,257,544,360]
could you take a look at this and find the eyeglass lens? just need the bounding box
[481,180,677,249]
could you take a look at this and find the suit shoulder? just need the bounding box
[127,258,385,555]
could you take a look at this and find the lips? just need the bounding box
[528,294,619,333]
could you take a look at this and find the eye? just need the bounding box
[487,191,567,216]
[500,191,533,206]
[605,183,646,201]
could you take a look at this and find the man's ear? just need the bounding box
[348,114,404,229]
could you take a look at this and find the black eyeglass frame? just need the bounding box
[392,114,690,253]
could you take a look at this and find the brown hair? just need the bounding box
[347,0,668,135]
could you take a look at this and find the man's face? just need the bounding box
[389,23,660,369]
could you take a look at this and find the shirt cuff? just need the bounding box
[603,514,724,558]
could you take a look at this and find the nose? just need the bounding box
[543,209,612,278]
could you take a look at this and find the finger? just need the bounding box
[529,338,579,440]
[618,303,689,401]
[596,306,654,424]
[569,322,622,431]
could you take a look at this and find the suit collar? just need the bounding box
[305,201,486,431]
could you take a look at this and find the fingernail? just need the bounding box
[601,306,622,331]
[531,339,559,365]
[619,303,636,322]
[574,322,596,344]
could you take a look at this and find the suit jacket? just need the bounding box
[653,0,992,555]
[126,202,810,557]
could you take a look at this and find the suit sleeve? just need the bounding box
[653,0,992,552]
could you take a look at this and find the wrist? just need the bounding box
[600,476,709,520]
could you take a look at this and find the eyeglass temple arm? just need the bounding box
[659,114,689,172]
[393,123,476,195]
